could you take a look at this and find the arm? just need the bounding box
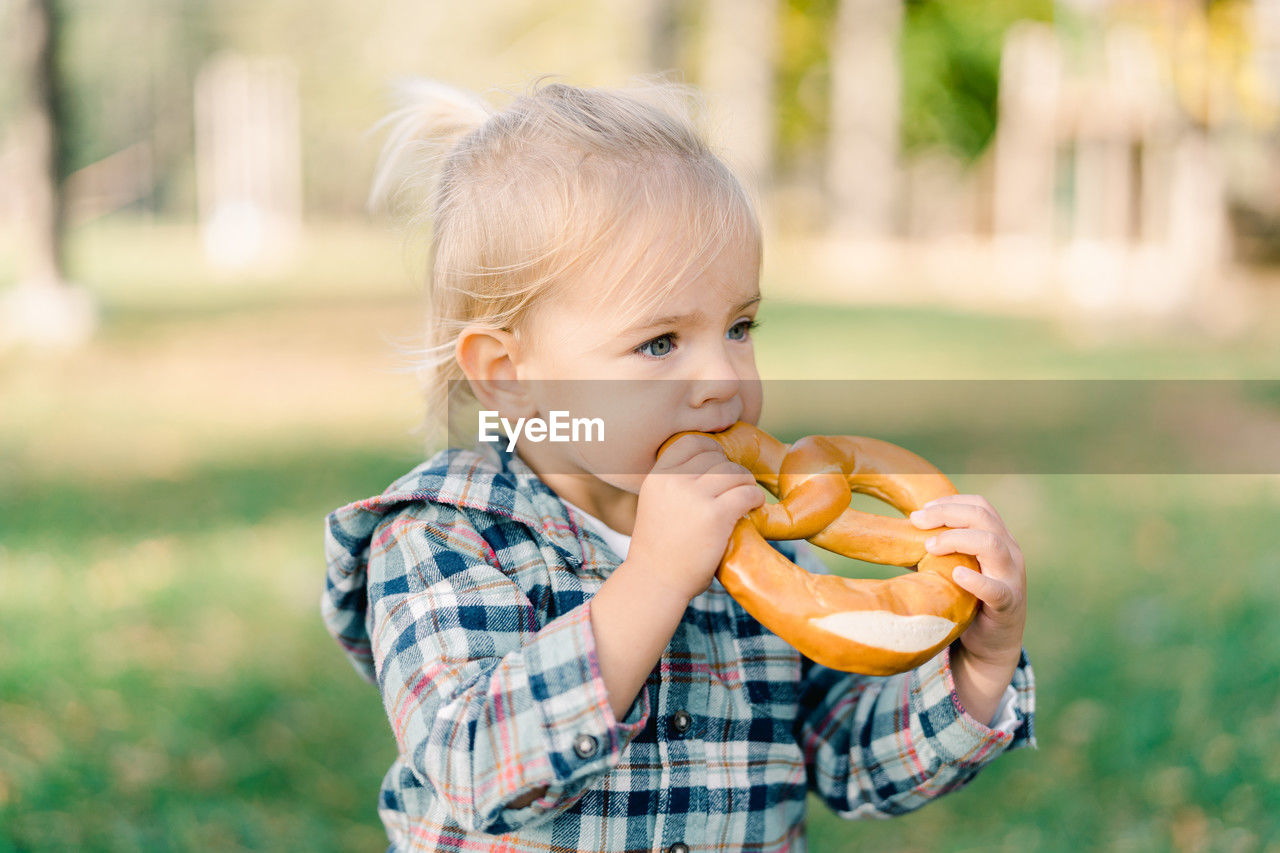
[368,510,650,835]
[797,644,1035,818]
[951,643,1021,730]
[373,432,768,824]
[787,539,1036,818]
[511,550,692,809]
[588,553,693,720]
[493,434,768,810]
[911,493,1029,733]
[589,432,766,720]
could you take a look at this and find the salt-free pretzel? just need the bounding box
[657,422,980,675]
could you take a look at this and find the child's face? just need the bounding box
[512,235,764,495]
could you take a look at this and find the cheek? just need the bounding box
[740,375,764,424]
[560,387,670,477]
[578,434,649,481]
[600,410,667,473]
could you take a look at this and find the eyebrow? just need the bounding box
[627,295,762,335]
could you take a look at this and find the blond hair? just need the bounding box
[367,77,761,449]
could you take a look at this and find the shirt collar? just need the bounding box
[386,442,599,568]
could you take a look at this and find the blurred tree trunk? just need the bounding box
[701,0,778,194]
[828,0,902,239]
[3,0,96,347]
[639,0,684,72]
[13,0,66,285]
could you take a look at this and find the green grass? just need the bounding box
[806,475,1280,851]
[0,446,414,851]
[2,218,1278,850]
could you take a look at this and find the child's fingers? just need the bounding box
[703,458,753,477]
[701,456,764,503]
[913,495,1027,577]
[925,528,1017,581]
[924,493,1002,517]
[951,565,1018,614]
[1005,538,1026,573]
[909,496,1005,536]
[722,481,767,515]
[654,434,723,470]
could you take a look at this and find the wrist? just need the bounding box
[950,642,1019,696]
[619,551,703,605]
[948,643,1018,728]
[952,642,1020,673]
[591,558,691,720]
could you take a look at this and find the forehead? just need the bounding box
[520,158,761,343]
[561,231,760,336]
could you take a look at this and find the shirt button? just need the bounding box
[670,709,692,734]
[572,733,599,759]
[667,844,690,853]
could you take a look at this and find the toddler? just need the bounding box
[323,79,1035,852]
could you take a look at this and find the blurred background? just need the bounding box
[2,0,1278,849]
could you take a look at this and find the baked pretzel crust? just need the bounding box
[658,422,980,675]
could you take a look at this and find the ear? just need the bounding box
[455,325,536,416]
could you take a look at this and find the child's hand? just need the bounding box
[910,494,1027,670]
[630,434,766,603]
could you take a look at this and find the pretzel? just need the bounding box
[657,422,979,675]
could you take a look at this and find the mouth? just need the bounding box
[657,421,738,458]
[703,422,737,434]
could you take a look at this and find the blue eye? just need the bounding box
[728,319,760,341]
[637,334,675,358]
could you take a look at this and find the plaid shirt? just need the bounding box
[323,443,1036,852]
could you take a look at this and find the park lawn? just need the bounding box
[2,218,1278,850]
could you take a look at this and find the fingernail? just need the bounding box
[910,510,923,521]
[953,566,974,579]
[925,536,937,549]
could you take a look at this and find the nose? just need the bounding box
[689,341,745,408]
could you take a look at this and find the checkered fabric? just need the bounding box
[323,443,1036,852]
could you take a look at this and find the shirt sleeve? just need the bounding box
[786,539,1037,819]
[988,683,1020,732]
[366,506,650,835]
